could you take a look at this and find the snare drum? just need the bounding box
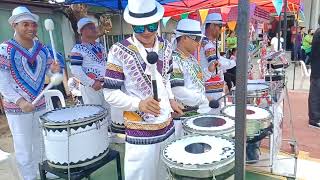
[173,106,200,138]
[221,105,272,138]
[183,114,235,137]
[162,135,234,179]
[40,105,109,169]
[232,82,270,106]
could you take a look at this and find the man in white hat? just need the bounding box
[200,13,236,101]
[103,0,183,179]
[171,19,214,137]
[69,17,108,108]
[0,6,60,180]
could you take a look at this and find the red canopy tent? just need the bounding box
[164,0,301,17]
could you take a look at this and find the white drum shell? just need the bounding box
[40,105,109,168]
[162,135,235,178]
[183,115,235,137]
[43,119,109,166]
[221,105,272,137]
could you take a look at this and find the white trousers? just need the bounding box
[6,110,45,180]
[173,119,184,138]
[80,85,107,108]
[124,136,173,180]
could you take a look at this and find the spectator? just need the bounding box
[302,29,314,65]
[295,27,303,60]
[308,15,320,128]
[226,31,237,49]
[224,48,237,91]
[271,32,284,51]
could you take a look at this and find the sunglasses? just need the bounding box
[132,22,159,34]
[187,35,202,43]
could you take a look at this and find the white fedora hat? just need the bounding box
[77,17,96,33]
[205,13,225,25]
[174,19,205,38]
[8,6,39,25]
[123,0,164,26]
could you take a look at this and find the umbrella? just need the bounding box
[65,0,179,10]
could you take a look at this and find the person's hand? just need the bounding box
[208,61,220,72]
[139,97,161,116]
[91,80,103,91]
[50,61,61,73]
[170,99,184,116]
[17,98,35,113]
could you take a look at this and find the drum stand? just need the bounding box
[246,62,298,180]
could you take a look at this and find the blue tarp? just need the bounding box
[65,0,179,10]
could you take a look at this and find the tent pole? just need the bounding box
[278,13,282,51]
[235,0,249,179]
[292,6,300,90]
[284,0,288,51]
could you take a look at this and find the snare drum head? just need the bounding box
[231,82,269,93]
[221,105,271,120]
[183,115,234,135]
[41,105,106,125]
[246,83,269,92]
[163,135,234,166]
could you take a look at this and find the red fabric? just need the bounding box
[207,75,221,82]
[164,0,300,17]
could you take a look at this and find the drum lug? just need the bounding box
[67,127,71,137]
[211,170,216,180]
[95,121,101,130]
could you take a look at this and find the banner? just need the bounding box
[162,17,171,27]
[227,21,237,31]
[221,7,231,22]
[199,9,209,24]
[272,0,283,16]
[181,13,189,19]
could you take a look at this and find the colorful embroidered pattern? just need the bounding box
[105,37,171,97]
[71,43,106,79]
[70,52,84,66]
[125,119,175,145]
[205,80,224,93]
[3,97,46,114]
[0,54,10,70]
[7,39,48,100]
[171,51,204,91]
[170,69,184,88]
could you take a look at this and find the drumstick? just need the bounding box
[44,19,58,64]
[32,73,63,105]
[146,52,159,101]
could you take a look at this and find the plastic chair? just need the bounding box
[0,149,9,163]
[44,90,66,111]
[299,60,311,89]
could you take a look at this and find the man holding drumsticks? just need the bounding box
[0,6,60,180]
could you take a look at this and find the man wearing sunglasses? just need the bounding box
[170,19,213,137]
[200,13,236,102]
[103,0,183,179]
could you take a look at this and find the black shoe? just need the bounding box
[309,122,320,129]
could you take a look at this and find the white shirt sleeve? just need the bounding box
[103,44,141,111]
[166,80,175,100]
[103,88,141,111]
[172,86,208,107]
[69,47,95,87]
[219,56,236,71]
[0,70,22,104]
